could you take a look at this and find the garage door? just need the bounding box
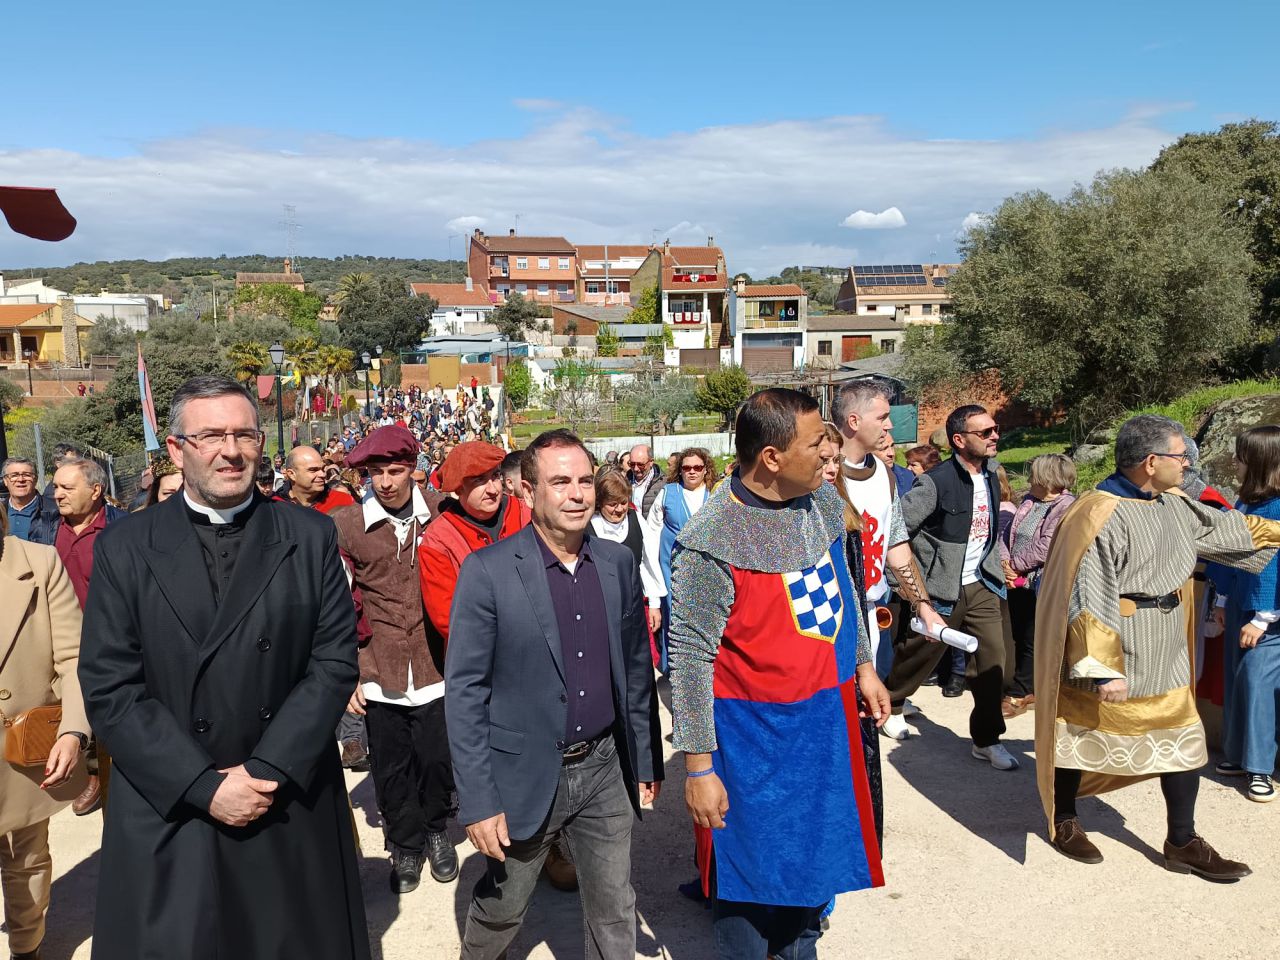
[841,335,872,362]
[743,347,795,374]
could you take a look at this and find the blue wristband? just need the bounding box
[687,767,716,778]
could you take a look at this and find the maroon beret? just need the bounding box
[439,441,506,493]
[346,425,419,468]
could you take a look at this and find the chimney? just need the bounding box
[464,276,474,292]
[735,275,747,296]
[663,238,671,256]
[509,228,516,237]
[707,236,715,247]
[59,297,82,368]
[284,257,293,274]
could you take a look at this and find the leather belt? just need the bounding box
[561,736,602,765]
[1122,592,1181,613]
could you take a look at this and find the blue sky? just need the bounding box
[1,0,1274,274]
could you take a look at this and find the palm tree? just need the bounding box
[225,340,268,385]
[335,273,375,318]
[316,343,355,413]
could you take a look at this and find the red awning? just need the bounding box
[257,375,276,401]
[0,186,77,241]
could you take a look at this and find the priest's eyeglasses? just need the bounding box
[1150,451,1191,465]
[175,430,266,451]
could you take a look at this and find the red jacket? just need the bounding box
[418,495,531,643]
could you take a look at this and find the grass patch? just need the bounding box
[996,425,1072,483]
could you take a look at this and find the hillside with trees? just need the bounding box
[0,254,466,301]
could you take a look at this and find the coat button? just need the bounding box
[193,718,211,733]
[555,740,565,750]
[257,637,271,652]
[259,707,272,720]
[559,694,567,703]
[0,689,10,700]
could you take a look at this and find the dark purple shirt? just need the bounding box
[535,530,615,744]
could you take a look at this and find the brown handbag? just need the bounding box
[2,703,63,767]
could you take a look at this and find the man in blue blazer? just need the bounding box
[446,428,662,960]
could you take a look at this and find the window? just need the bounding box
[881,339,896,354]
[557,283,570,292]
[587,282,600,294]
[818,340,832,356]
[537,283,549,294]
[516,257,528,270]
[606,281,620,294]
[497,283,511,298]
[865,304,877,312]
[516,283,528,293]
[538,257,550,270]
[558,257,570,270]
[922,303,933,315]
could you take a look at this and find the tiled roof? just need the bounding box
[807,314,905,333]
[580,266,638,279]
[554,304,633,324]
[0,303,54,326]
[477,235,576,254]
[235,272,304,284]
[575,244,653,261]
[409,282,492,307]
[741,284,805,298]
[666,246,722,266]
[662,247,727,291]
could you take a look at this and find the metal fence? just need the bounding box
[5,421,150,506]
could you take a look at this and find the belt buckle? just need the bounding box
[562,739,592,762]
[1157,594,1179,613]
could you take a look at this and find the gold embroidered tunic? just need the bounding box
[1033,489,1280,836]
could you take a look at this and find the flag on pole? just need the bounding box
[137,343,161,451]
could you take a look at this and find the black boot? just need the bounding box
[389,846,424,894]
[425,830,459,883]
[942,675,966,698]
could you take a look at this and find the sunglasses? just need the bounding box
[681,464,706,472]
[961,427,1000,440]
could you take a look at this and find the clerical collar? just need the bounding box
[183,490,255,525]
[730,471,794,510]
[1097,471,1157,501]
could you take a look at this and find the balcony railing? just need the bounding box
[669,311,707,325]
[743,317,801,330]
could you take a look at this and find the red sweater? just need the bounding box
[418,495,530,643]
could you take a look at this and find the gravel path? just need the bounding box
[36,682,1278,959]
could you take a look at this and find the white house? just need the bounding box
[727,277,807,374]
[409,279,495,335]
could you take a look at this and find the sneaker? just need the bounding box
[1247,774,1276,803]
[880,713,913,741]
[971,743,1019,771]
[901,699,921,717]
[1215,760,1245,776]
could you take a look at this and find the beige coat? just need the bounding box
[0,535,89,835]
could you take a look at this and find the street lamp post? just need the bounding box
[269,341,286,455]
[361,351,371,415]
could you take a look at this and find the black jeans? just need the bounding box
[365,697,455,851]
[1005,587,1037,697]
[461,736,637,960]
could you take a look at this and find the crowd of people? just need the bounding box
[1,372,1279,960]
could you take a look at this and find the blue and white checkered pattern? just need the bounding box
[782,552,843,639]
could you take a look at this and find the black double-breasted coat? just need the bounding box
[78,493,370,960]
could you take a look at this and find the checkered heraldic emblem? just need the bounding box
[782,553,843,640]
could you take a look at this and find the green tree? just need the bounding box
[491,293,539,343]
[643,323,674,360]
[226,341,269,385]
[233,283,325,332]
[336,274,430,358]
[904,167,1256,434]
[622,370,698,435]
[696,365,752,429]
[545,358,602,433]
[503,359,533,409]
[85,315,136,359]
[596,323,620,357]
[335,272,375,316]
[627,284,659,325]
[0,377,25,414]
[1152,120,1280,338]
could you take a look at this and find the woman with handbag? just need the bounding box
[0,506,90,960]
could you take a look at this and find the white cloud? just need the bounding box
[0,109,1177,276]
[446,215,486,233]
[960,211,990,232]
[841,207,907,230]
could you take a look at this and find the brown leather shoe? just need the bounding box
[542,843,578,892]
[72,775,102,816]
[1002,695,1036,719]
[1051,818,1103,864]
[1164,834,1252,882]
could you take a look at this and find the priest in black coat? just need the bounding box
[78,375,370,960]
